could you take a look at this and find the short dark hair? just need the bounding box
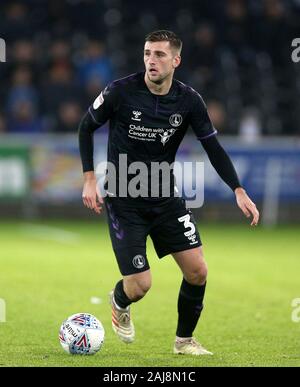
[145,30,182,53]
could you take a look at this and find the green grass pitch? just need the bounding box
[0,219,299,367]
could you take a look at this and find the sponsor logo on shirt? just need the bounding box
[159,128,177,145]
[128,124,177,144]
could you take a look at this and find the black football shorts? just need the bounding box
[104,196,201,276]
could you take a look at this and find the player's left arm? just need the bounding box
[189,89,259,226]
[201,135,260,226]
[234,186,260,226]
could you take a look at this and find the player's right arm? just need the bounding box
[78,84,119,214]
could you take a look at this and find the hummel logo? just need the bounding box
[131,111,142,121]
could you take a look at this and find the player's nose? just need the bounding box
[148,55,157,65]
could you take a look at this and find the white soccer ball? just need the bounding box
[59,313,105,355]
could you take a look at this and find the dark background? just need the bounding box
[1,0,300,136]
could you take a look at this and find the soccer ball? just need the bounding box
[59,313,105,355]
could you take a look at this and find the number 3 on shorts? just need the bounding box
[178,214,196,237]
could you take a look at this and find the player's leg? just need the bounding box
[123,269,152,301]
[110,269,151,344]
[172,246,212,355]
[149,198,212,355]
[112,269,152,308]
[104,197,150,343]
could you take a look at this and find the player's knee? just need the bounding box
[125,276,151,301]
[128,284,150,301]
[135,283,151,301]
[186,262,208,286]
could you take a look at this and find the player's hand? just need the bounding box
[235,187,259,226]
[82,173,103,215]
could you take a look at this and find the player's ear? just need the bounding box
[173,54,181,69]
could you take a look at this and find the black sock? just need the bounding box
[176,278,206,338]
[114,280,132,309]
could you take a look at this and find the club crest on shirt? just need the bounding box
[169,113,182,127]
[132,255,146,269]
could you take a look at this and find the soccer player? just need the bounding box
[78,30,259,355]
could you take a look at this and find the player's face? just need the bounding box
[144,41,181,85]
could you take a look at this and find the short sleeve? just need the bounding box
[189,90,217,140]
[88,83,120,127]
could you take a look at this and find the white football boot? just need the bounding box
[109,290,135,344]
[174,337,213,355]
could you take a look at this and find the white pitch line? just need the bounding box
[20,223,80,244]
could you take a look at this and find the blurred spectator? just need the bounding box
[12,40,35,65]
[41,62,81,120]
[8,100,43,133]
[55,101,83,133]
[258,0,289,67]
[224,0,249,47]
[189,23,219,94]
[7,67,39,116]
[50,40,71,63]
[191,23,217,68]
[238,107,262,143]
[0,113,6,133]
[83,76,105,106]
[207,100,227,133]
[77,40,113,88]
[1,2,31,42]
